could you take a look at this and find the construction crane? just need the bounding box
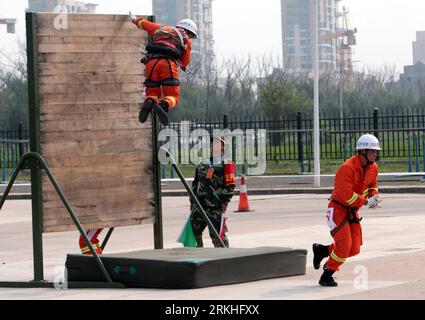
[320,6,356,90]
[0,16,16,34]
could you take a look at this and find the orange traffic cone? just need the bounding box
[234,175,254,212]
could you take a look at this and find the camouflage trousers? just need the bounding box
[190,206,229,248]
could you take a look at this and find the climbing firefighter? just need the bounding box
[130,14,197,126]
[312,134,382,286]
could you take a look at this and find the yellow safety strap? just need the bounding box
[346,193,358,205]
[330,250,346,263]
[137,19,145,29]
[165,96,177,107]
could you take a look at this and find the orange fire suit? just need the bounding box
[79,229,103,255]
[324,153,379,271]
[134,19,192,109]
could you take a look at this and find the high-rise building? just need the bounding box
[152,0,215,69]
[413,31,425,64]
[281,0,343,75]
[399,31,425,99]
[0,17,16,33]
[27,0,97,13]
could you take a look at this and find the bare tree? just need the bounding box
[0,38,28,129]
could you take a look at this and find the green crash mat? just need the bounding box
[65,247,307,289]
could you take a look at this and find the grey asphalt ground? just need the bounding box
[0,193,424,300]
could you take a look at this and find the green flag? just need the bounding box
[177,216,197,247]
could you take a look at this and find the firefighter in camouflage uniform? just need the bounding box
[190,136,236,247]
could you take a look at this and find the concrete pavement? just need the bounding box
[0,193,425,299]
[3,173,425,200]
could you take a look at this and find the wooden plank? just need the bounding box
[38,61,143,70]
[42,164,154,179]
[38,35,146,45]
[39,92,142,106]
[43,193,155,211]
[38,83,143,95]
[43,167,154,184]
[40,111,140,121]
[40,128,151,143]
[39,103,136,114]
[46,174,153,189]
[43,213,155,228]
[41,152,152,167]
[43,216,154,233]
[40,136,151,156]
[41,177,153,198]
[38,74,144,85]
[36,13,149,22]
[37,20,140,30]
[39,117,145,132]
[38,63,143,76]
[42,177,154,197]
[43,206,155,222]
[37,28,145,37]
[38,52,142,64]
[38,43,141,53]
[43,185,153,201]
[42,182,154,201]
[43,215,155,232]
[43,211,155,226]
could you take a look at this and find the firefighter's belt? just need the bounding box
[329,196,362,237]
[144,77,180,87]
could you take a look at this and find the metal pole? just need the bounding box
[415,134,420,172]
[0,153,28,211]
[162,147,226,248]
[101,228,115,251]
[1,144,6,184]
[33,153,113,283]
[148,15,164,250]
[407,134,412,173]
[422,139,425,181]
[297,112,304,174]
[339,48,344,131]
[313,0,321,187]
[18,122,25,159]
[11,145,15,177]
[1,153,114,284]
[27,12,44,282]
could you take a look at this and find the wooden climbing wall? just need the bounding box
[28,13,157,233]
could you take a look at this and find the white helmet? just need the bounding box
[177,19,198,39]
[356,134,381,151]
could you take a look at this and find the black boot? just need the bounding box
[139,99,154,124]
[153,100,170,126]
[319,266,338,287]
[312,243,330,270]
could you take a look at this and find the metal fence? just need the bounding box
[0,124,30,181]
[162,109,425,171]
[1,110,425,176]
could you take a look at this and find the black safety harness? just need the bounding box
[141,28,185,89]
[142,54,181,88]
[329,196,362,237]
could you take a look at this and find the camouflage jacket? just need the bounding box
[191,161,236,208]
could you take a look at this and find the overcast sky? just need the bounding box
[1,0,425,74]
